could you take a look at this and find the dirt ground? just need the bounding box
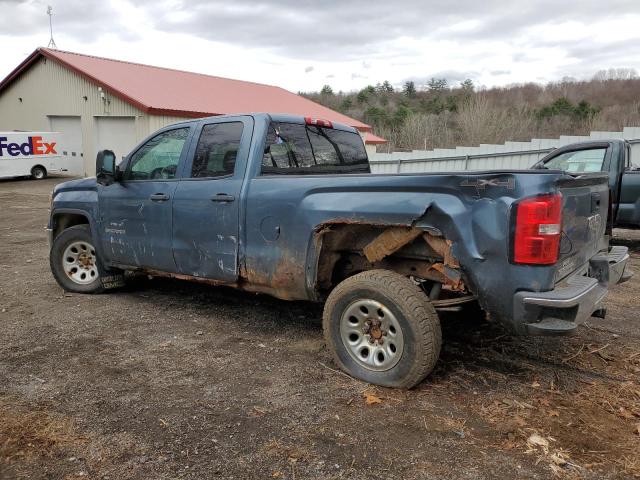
[1,177,639,480]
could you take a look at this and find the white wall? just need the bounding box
[370,127,640,173]
[95,116,137,163]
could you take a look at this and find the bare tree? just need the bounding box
[593,68,638,81]
[397,113,454,150]
[456,95,535,146]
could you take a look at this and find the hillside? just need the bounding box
[302,70,640,152]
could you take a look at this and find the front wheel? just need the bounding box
[50,225,104,293]
[323,270,442,389]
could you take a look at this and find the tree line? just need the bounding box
[303,69,640,152]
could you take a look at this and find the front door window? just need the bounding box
[125,128,189,180]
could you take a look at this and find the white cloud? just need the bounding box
[1,0,640,93]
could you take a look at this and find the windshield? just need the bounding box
[544,148,607,173]
[261,122,370,175]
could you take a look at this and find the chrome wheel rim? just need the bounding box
[62,240,99,285]
[34,169,44,179]
[339,299,404,372]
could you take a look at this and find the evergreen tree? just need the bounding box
[428,78,448,92]
[460,79,474,92]
[320,85,334,95]
[382,80,394,93]
[403,81,417,97]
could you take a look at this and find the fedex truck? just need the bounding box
[0,132,68,180]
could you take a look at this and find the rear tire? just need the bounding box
[31,165,47,180]
[323,270,442,389]
[50,225,104,293]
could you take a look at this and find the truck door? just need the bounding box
[172,116,253,281]
[610,142,629,224]
[539,141,626,228]
[616,143,640,226]
[98,126,192,272]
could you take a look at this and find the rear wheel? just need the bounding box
[50,225,104,293]
[31,166,47,180]
[323,270,442,389]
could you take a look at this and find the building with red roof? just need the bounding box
[0,47,384,175]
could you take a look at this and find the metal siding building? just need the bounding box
[0,54,149,175]
[0,48,385,176]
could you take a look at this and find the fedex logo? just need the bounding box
[0,136,57,157]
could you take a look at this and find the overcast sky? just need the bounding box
[2,0,640,93]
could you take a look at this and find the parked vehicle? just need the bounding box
[0,132,66,179]
[533,140,640,229]
[47,114,631,388]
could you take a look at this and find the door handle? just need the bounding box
[211,193,235,202]
[149,193,170,202]
[591,192,601,213]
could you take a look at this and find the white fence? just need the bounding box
[369,126,640,173]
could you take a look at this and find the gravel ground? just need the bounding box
[1,177,639,480]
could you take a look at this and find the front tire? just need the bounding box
[50,225,104,293]
[323,270,442,389]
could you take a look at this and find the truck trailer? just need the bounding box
[0,131,67,180]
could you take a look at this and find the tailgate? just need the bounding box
[555,173,610,281]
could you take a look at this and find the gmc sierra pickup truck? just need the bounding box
[533,139,640,228]
[48,113,631,388]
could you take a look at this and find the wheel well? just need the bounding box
[31,165,47,174]
[314,223,465,296]
[52,213,90,241]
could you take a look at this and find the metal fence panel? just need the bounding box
[370,127,640,174]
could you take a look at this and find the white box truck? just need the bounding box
[0,132,68,180]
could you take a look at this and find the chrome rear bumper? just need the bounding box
[514,246,632,335]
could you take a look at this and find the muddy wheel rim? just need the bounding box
[62,240,99,285]
[339,299,404,372]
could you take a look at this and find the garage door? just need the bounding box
[49,116,83,175]
[96,117,137,165]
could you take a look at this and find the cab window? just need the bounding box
[126,128,189,180]
[544,148,607,173]
[261,122,369,175]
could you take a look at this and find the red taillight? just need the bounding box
[305,117,333,128]
[513,194,562,265]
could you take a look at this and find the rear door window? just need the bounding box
[191,122,244,178]
[261,122,369,174]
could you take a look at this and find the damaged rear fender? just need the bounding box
[307,221,469,296]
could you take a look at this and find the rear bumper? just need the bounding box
[514,246,632,335]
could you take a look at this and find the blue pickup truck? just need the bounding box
[48,113,631,388]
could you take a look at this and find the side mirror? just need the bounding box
[96,150,117,185]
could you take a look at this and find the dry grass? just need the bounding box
[263,438,313,463]
[0,399,84,466]
[458,344,640,478]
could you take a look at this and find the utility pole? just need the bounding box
[47,6,57,49]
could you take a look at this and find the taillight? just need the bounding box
[305,117,333,128]
[513,194,562,265]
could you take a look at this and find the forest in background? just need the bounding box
[302,68,640,152]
